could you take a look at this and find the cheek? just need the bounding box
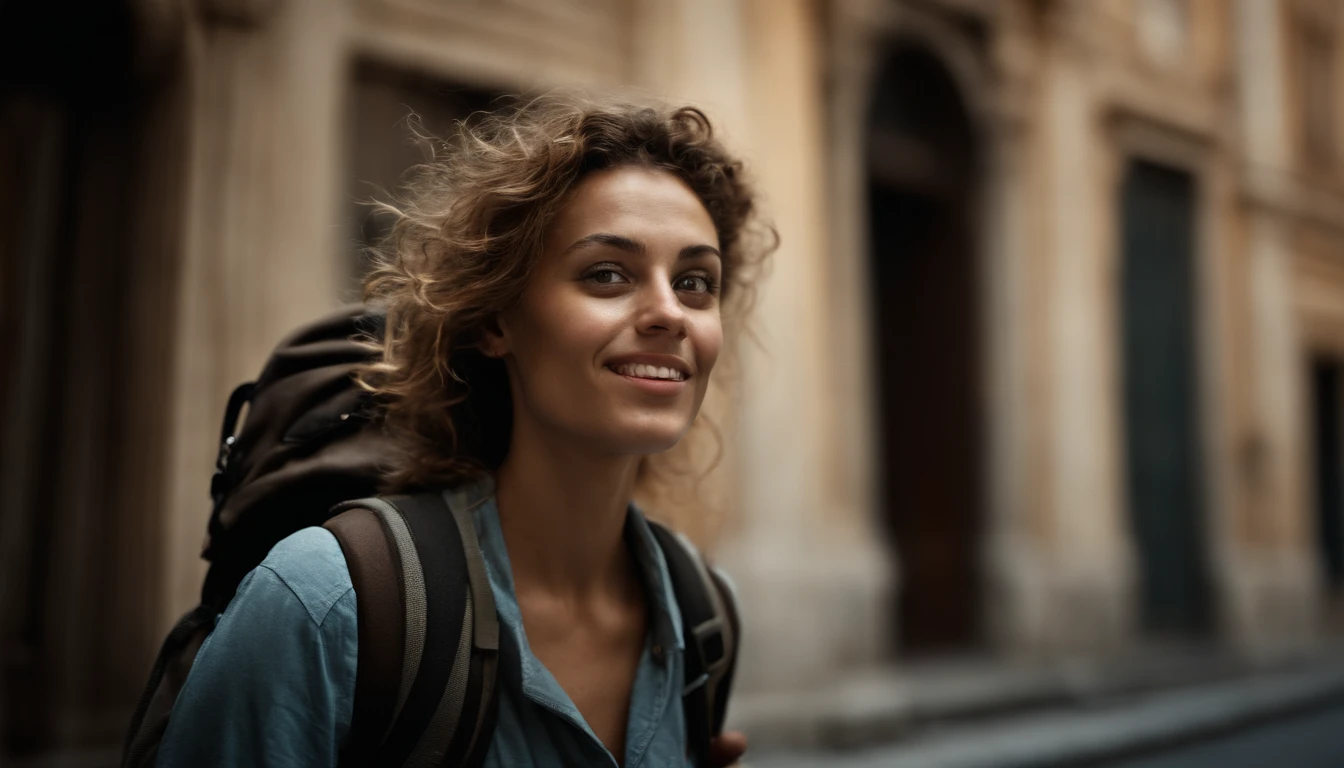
[691,315,724,376]
[516,294,618,377]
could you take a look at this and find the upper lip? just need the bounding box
[605,354,693,378]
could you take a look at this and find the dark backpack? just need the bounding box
[121,305,741,767]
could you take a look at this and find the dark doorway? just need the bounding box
[1,2,189,757]
[866,44,983,654]
[1120,160,1211,637]
[1312,358,1344,594]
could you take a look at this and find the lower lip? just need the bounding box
[607,368,690,396]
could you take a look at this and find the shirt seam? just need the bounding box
[320,585,357,629]
[256,563,353,628]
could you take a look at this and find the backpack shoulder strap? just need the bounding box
[647,521,741,768]
[704,566,741,738]
[325,486,500,768]
[324,502,405,765]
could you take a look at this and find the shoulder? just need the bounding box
[160,531,358,766]
[251,526,354,628]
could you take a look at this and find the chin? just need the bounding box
[599,415,693,456]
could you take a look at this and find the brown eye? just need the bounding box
[675,275,711,293]
[588,269,627,285]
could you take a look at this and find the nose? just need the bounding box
[636,280,688,339]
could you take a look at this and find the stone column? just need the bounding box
[979,43,1055,655]
[1039,10,1135,652]
[821,0,899,641]
[160,0,348,628]
[729,0,895,692]
[1227,0,1320,655]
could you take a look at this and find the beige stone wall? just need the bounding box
[808,0,1341,663]
[97,0,1344,714]
[9,0,1344,758]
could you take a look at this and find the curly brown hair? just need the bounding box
[359,93,775,492]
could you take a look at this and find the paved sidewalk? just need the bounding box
[1107,703,1344,768]
[744,658,1344,768]
[730,647,1259,749]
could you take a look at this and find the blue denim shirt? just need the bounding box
[158,494,691,767]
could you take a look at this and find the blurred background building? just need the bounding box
[3,0,1343,763]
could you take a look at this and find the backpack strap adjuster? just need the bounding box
[692,616,729,677]
[682,671,710,697]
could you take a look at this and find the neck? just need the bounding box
[493,420,642,603]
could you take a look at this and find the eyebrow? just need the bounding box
[562,232,721,261]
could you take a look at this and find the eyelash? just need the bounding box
[583,264,719,295]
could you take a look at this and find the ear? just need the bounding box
[477,314,509,358]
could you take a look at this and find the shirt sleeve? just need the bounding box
[157,530,359,768]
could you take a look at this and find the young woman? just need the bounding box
[157,95,774,767]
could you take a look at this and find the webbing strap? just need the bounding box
[440,483,502,766]
[647,521,738,767]
[324,507,406,765]
[705,567,741,738]
[455,640,501,767]
[353,498,429,738]
[379,493,470,766]
[443,485,500,653]
[401,482,500,768]
[331,484,503,768]
[676,532,735,715]
[406,593,474,767]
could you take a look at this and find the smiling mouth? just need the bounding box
[607,363,689,382]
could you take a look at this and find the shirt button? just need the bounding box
[652,643,664,661]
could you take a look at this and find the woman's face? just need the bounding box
[489,165,723,457]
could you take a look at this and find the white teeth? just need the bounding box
[612,363,686,381]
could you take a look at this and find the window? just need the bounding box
[343,60,498,297]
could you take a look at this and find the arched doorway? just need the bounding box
[866,43,983,654]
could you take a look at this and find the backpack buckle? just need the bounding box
[682,671,710,696]
[210,382,255,506]
[214,435,236,473]
[692,617,728,676]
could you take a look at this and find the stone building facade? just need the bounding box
[2,0,1342,761]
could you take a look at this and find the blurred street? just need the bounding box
[752,702,1344,768]
[749,658,1344,768]
[1102,704,1344,768]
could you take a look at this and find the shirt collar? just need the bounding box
[462,476,684,655]
[625,501,686,652]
